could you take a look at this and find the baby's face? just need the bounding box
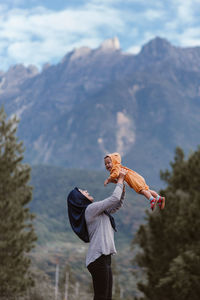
[104,157,113,172]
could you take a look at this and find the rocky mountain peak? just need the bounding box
[8,64,38,76]
[0,64,39,92]
[140,37,174,58]
[70,46,91,61]
[99,37,120,51]
[61,46,91,63]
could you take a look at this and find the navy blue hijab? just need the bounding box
[67,187,91,242]
[67,187,117,243]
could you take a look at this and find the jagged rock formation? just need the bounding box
[99,37,120,51]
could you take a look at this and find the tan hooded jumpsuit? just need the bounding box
[107,152,149,193]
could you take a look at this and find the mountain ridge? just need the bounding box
[1,36,200,186]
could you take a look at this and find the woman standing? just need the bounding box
[67,168,127,300]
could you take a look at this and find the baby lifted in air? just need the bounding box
[104,152,165,211]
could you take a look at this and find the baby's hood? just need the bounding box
[108,152,121,166]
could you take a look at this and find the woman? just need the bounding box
[67,168,127,300]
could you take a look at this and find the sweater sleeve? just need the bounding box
[107,185,125,214]
[85,183,123,222]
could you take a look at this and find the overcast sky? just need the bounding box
[1,0,200,71]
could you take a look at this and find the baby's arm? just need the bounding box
[104,177,116,186]
[104,165,120,186]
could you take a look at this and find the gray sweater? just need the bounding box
[85,183,125,267]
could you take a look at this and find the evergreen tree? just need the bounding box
[133,146,200,300]
[0,107,37,299]
[21,267,55,300]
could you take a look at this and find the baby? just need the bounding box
[104,152,165,210]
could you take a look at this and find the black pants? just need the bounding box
[87,254,113,300]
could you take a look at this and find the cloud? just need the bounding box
[175,0,200,23]
[0,3,124,69]
[126,45,141,55]
[0,0,200,71]
[126,0,200,56]
[162,0,200,47]
[176,27,200,47]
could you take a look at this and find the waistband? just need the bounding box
[87,254,112,269]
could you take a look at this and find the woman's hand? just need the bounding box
[117,168,128,184]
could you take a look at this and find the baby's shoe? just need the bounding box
[158,197,165,210]
[150,198,157,211]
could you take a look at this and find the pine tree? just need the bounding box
[0,107,37,299]
[133,146,200,300]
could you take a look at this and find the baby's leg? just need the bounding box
[149,190,165,210]
[149,189,159,198]
[140,189,157,211]
[140,189,152,200]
